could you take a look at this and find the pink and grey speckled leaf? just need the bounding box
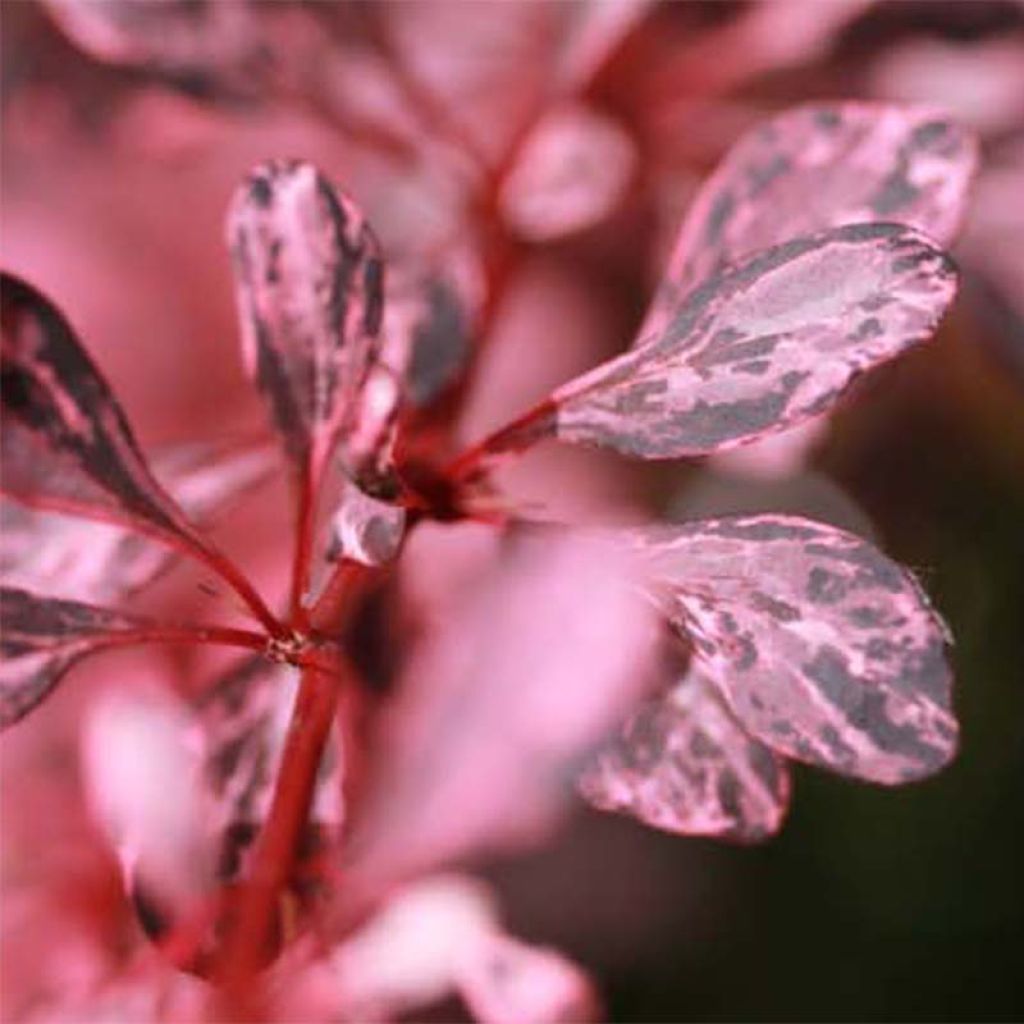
[1,586,155,728]
[644,103,977,338]
[627,515,956,784]
[381,262,479,409]
[195,657,343,887]
[547,223,957,459]
[0,440,275,604]
[580,656,790,842]
[226,161,385,474]
[0,273,205,546]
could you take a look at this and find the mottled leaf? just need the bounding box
[196,657,343,887]
[226,160,385,474]
[382,261,479,408]
[1,587,155,728]
[580,657,789,842]
[1,272,200,542]
[646,102,977,337]
[1,439,275,604]
[627,515,956,784]
[549,223,957,458]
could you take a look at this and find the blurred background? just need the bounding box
[2,2,1022,1020]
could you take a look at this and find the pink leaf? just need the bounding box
[225,161,385,475]
[1,439,275,604]
[646,102,977,337]
[628,515,957,784]
[580,655,790,842]
[548,223,957,458]
[345,531,658,893]
[499,102,635,242]
[195,657,344,886]
[1,272,201,544]
[1,586,155,728]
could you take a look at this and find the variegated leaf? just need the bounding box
[645,102,977,337]
[196,657,343,887]
[1,439,275,604]
[627,515,956,784]
[549,223,957,458]
[226,161,385,472]
[382,263,477,409]
[1,272,199,542]
[1,587,155,728]
[580,658,789,842]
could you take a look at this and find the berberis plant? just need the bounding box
[1,102,977,1019]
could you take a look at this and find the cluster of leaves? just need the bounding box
[1,89,976,1016]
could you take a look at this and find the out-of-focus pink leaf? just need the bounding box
[499,102,635,242]
[0,272,201,544]
[547,223,957,458]
[458,934,600,1024]
[580,653,790,842]
[1,439,275,604]
[41,0,325,103]
[551,0,652,92]
[195,657,344,888]
[628,515,957,784]
[1,586,155,728]
[344,531,658,893]
[282,874,598,1023]
[646,103,977,336]
[225,161,385,475]
[82,683,214,931]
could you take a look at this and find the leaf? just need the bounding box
[1,586,155,728]
[1,439,275,604]
[498,102,635,242]
[626,515,957,784]
[548,223,957,458]
[579,657,790,842]
[345,531,658,892]
[1,272,200,542]
[646,102,977,337]
[196,657,343,888]
[381,261,479,408]
[225,160,386,473]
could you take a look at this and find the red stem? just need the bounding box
[218,656,344,998]
[191,538,286,639]
[289,460,319,629]
[95,624,269,656]
[444,397,558,483]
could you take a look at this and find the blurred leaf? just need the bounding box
[196,657,343,888]
[1,439,275,603]
[646,102,977,337]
